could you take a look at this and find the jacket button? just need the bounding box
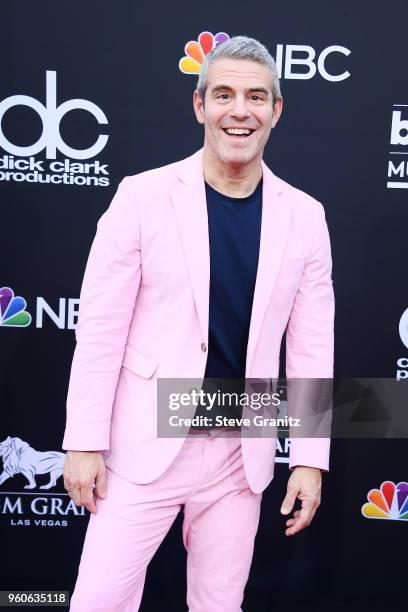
[201,342,207,352]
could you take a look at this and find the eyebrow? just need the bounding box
[210,85,271,96]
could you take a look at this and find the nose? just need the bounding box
[230,94,250,120]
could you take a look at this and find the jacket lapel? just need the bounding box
[171,149,210,340]
[245,162,292,374]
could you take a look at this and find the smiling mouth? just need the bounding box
[222,128,255,137]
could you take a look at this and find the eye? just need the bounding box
[217,93,230,100]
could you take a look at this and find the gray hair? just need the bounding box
[197,35,281,106]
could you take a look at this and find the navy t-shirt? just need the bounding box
[204,178,262,378]
[192,178,262,426]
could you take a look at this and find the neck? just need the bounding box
[202,147,262,198]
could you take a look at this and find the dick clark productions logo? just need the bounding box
[0,71,110,187]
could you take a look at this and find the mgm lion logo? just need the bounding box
[0,436,65,490]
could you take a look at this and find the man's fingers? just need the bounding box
[286,517,308,536]
[95,469,107,499]
[63,451,106,512]
[81,486,97,514]
[285,510,301,526]
[283,468,322,535]
[297,503,314,526]
[280,485,299,515]
[68,485,97,514]
[71,488,82,508]
[285,505,316,536]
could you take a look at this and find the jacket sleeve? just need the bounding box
[285,202,334,472]
[62,177,141,451]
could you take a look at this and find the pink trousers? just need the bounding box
[69,432,262,611]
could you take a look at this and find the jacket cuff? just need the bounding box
[62,423,111,451]
[288,437,330,472]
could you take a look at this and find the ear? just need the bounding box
[193,89,205,125]
[271,96,283,129]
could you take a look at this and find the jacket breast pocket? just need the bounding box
[121,344,159,379]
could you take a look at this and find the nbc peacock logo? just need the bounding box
[361,480,408,521]
[0,286,32,327]
[179,31,230,75]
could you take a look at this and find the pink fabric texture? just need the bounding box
[69,436,262,611]
[62,148,334,493]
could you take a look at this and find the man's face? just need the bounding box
[193,58,282,168]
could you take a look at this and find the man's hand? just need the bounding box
[280,466,322,536]
[63,451,107,514]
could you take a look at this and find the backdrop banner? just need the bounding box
[1,1,407,610]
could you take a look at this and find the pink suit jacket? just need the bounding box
[62,148,334,494]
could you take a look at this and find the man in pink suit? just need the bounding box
[63,35,334,611]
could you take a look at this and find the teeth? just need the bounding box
[225,128,252,135]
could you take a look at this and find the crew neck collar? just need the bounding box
[205,177,263,202]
